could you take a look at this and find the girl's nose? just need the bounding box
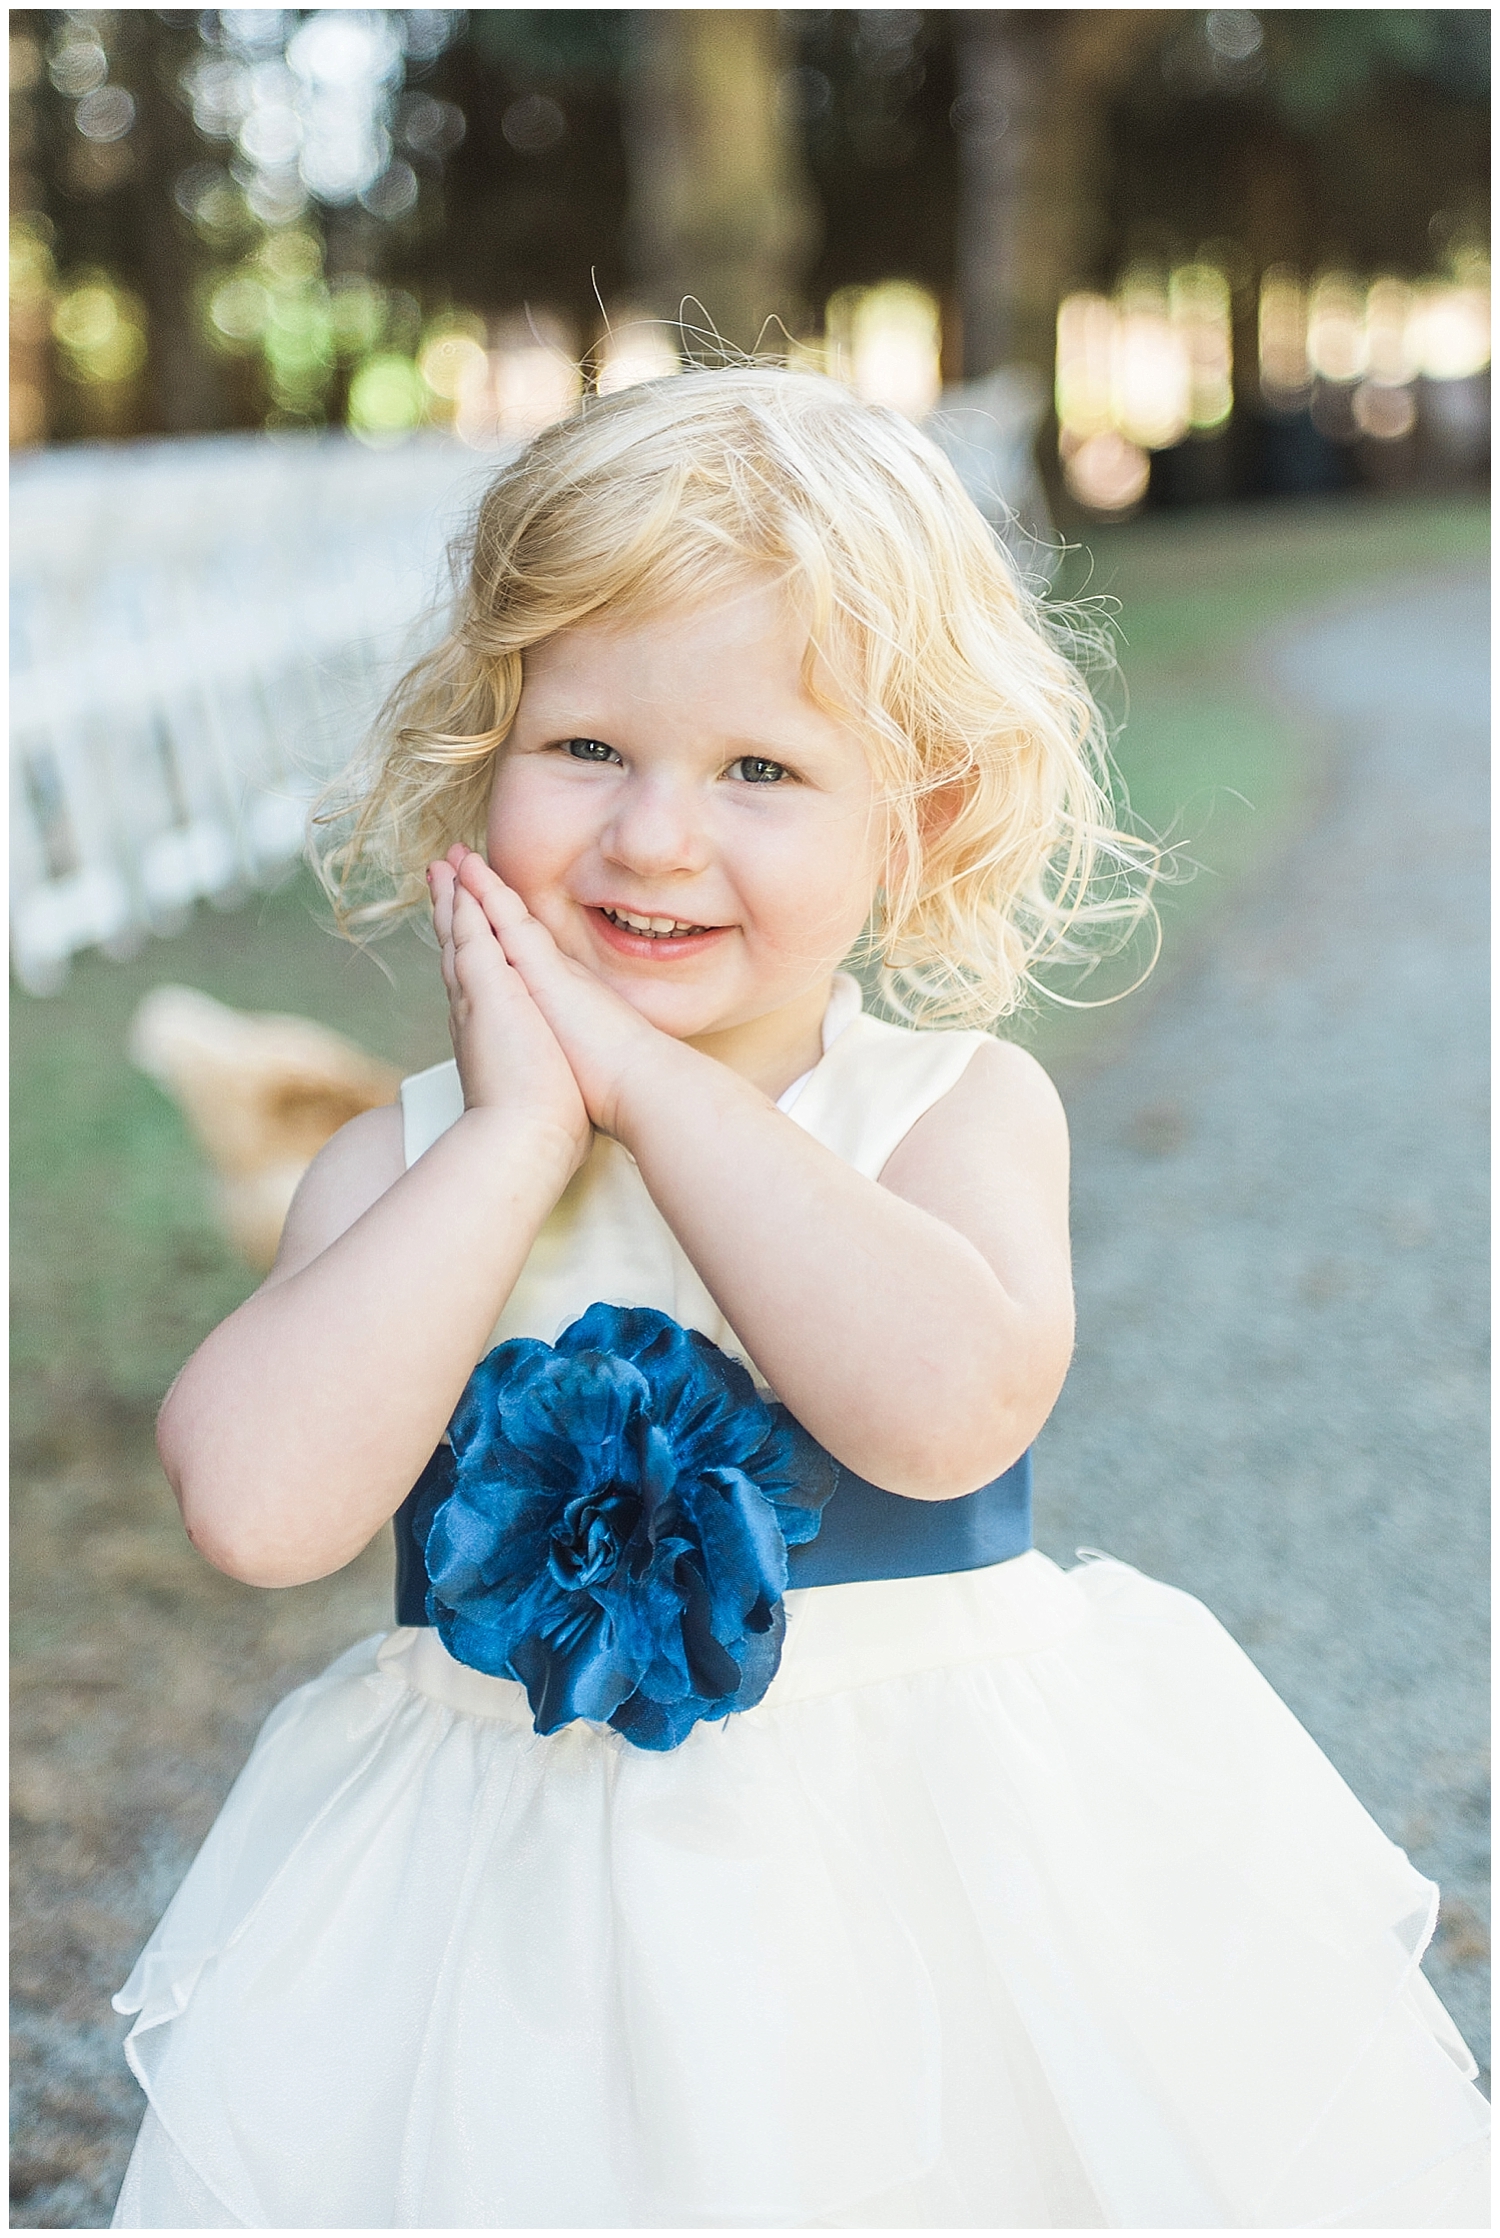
[600,775,712,879]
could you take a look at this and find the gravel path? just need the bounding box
[1034,565,1490,2081]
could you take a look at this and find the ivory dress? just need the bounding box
[112,978,1489,2228]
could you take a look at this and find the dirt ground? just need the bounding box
[11,497,1488,2227]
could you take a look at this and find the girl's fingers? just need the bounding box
[434,868,508,1003]
[430,867,461,1001]
[449,878,504,963]
[495,912,563,986]
[443,843,607,1031]
[428,862,456,949]
[455,847,531,935]
[448,855,564,986]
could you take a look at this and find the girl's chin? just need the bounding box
[588,963,759,1045]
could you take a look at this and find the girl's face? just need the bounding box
[487,581,887,1056]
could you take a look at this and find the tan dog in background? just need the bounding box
[130,986,401,1270]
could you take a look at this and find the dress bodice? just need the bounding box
[398,974,991,1380]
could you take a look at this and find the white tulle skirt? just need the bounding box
[111,1552,1488,2229]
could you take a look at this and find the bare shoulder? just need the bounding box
[262,1102,407,1288]
[881,1034,1072,1307]
[883,1035,1068,1192]
[950,1035,1068,1135]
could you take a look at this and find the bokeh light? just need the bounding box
[1054,292,1115,440]
[1112,269,1191,451]
[417,321,489,415]
[501,93,567,155]
[1255,260,1489,443]
[1351,382,1417,442]
[595,317,682,396]
[1258,269,1310,404]
[348,352,427,442]
[1061,428,1152,513]
[1306,272,1368,383]
[1055,261,1234,508]
[51,274,148,387]
[1411,265,1491,381]
[825,282,943,421]
[1363,277,1417,387]
[75,86,136,143]
[330,275,393,360]
[47,24,107,97]
[1170,263,1234,430]
[177,9,457,239]
[453,317,583,447]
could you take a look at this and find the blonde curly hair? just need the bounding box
[316,365,1153,1027]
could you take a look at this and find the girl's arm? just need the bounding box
[159,873,590,1587]
[457,854,1073,1501]
[618,1035,1073,1500]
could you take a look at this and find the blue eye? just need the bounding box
[564,738,620,763]
[731,756,788,785]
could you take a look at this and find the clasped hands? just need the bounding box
[428,845,677,1167]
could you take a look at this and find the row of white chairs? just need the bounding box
[10,431,492,992]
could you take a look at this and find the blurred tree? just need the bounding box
[403,10,630,346]
[13,9,237,439]
[952,11,1171,381]
[622,11,818,355]
[789,10,960,366]
[1107,10,1491,279]
[11,5,1489,468]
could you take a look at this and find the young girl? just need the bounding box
[112,369,1487,2229]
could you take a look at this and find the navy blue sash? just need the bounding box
[393,1447,1031,1626]
[787,1449,1032,1587]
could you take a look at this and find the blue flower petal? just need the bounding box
[673,1554,746,1700]
[693,1467,788,1629]
[508,1605,641,1731]
[418,1304,832,1750]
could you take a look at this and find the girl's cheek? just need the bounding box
[485,787,545,891]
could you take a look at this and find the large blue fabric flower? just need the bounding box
[407,1305,837,1751]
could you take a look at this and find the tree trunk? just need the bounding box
[954,11,1054,379]
[955,10,1173,382]
[622,10,819,358]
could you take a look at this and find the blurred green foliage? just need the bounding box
[1266,11,1490,125]
[466,9,627,82]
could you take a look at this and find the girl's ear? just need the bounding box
[879,777,963,913]
[918,778,965,844]
[889,779,963,889]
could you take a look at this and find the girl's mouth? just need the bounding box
[603,906,710,939]
[590,906,729,959]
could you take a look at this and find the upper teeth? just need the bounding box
[606,907,706,936]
